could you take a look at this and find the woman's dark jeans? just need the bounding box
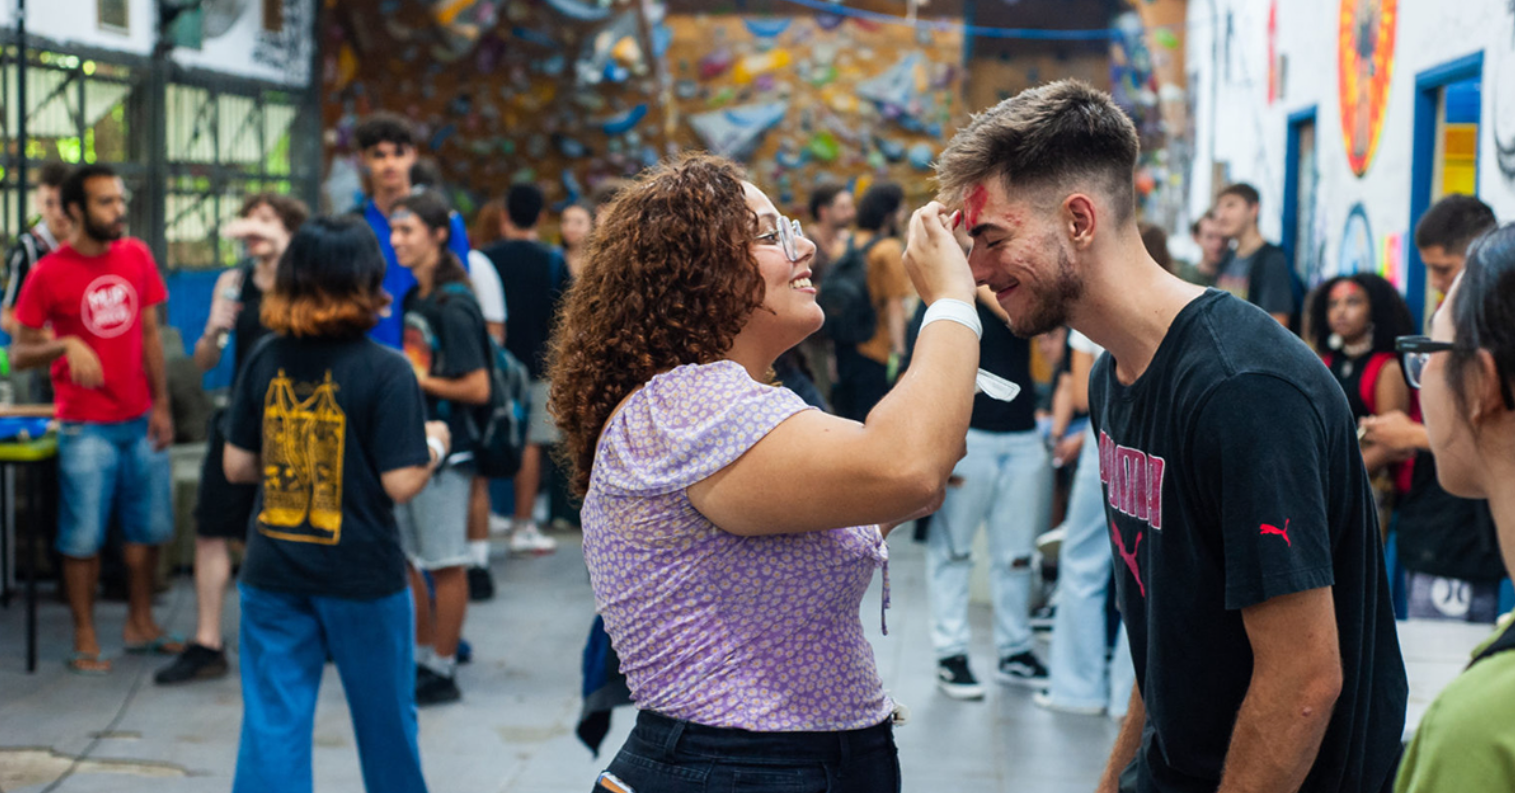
[593,710,900,793]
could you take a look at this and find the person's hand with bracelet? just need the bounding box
[424,420,451,469]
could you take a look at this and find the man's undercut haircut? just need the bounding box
[355,112,417,152]
[1218,182,1261,208]
[60,163,118,217]
[936,79,1140,224]
[38,161,72,189]
[808,183,846,223]
[1415,194,1497,256]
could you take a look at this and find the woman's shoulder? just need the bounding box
[1419,644,1515,746]
[593,360,811,494]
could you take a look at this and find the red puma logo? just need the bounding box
[1260,519,1291,547]
[1110,521,1146,598]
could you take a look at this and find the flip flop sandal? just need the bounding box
[124,633,186,656]
[66,652,112,676]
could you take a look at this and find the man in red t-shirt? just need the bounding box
[12,164,178,675]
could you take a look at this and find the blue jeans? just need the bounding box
[596,710,900,793]
[234,584,427,793]
[1046,427,1135,715]
[927,428,1052,660]
[56,415,173,558]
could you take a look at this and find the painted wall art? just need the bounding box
[1337,0,1398,177]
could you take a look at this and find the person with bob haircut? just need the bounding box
[551,152,980,792]
[223,215,451,793]
[1393,223,1515,791]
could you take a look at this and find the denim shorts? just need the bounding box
[56,415,174,558]
[594,710,900,793]
[394,463,472,570]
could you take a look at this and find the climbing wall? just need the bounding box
[321,0,965,219]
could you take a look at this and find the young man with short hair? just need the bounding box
[483,184,563,555]
[3,161,73,337]
[1361,194,1503,623]
[1211,183,1298,327]
[924,79,1406,793]
[807,183,855,281]
[12,164,179,675]
[1179,210,1227,288]
[354,112,470,348]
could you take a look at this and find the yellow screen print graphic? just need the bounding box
[259,369,346,544]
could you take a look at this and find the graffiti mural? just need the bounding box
[1338,0,1398,177]
[1339,203,1375,277]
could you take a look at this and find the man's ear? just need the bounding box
[1064,194,1098,250]
[1468,349,1506,426]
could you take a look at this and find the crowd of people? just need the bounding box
[3,79,1513,793]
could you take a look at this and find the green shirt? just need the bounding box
[1396,613,1515,793]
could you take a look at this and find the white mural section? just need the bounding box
[6,0,312,87]
[1187,0,1515,287]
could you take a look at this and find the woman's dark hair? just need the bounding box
[856,182,905,233]
[261,216,389,338]
[546,152,765,496]
[1306,272,1416,356]
[1139,222,1173,273]
[1445,223,1515,412]
[393,191,470,289]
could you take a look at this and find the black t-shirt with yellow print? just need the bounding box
[228,335,429,599]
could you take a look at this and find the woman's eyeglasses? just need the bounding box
[755,217,806,262]
[1396,335,1456,389]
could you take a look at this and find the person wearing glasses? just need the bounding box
[1363,199,1506,624]
[548,153,980,792]
[1393,222,1515,792]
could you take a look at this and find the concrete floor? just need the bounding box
[0,531,1120,792]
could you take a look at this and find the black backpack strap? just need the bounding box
[1469,619,1515,669]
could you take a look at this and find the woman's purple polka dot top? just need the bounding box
[582,360,893,732]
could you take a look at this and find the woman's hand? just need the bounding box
[204,295,241,338]
[425,420,451,460]
[903,202,976,306]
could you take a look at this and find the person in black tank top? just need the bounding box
[155,193,307,686]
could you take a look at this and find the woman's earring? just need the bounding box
[1328,333,1344,350]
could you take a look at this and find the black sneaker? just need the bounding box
[154,643,228,685]
[415,666,461,706]
[996,651,1049,688]
[467,566,496,602]
[936,654,985,700]
[1029,605,1056,632]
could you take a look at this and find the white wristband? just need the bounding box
[920,298,982,340]
[427,436,447,463]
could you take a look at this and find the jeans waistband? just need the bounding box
[631,709,894,764]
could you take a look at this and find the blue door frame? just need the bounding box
[1408,52,1484,326]
[1282,106,1318,280]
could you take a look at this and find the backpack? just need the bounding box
[438,283,530,478]
[817,236,883,345]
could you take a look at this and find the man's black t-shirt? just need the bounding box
[228,335,430,599]
[972,300,1036,433]
[1088,290,1406,793]
[484,239,564,380]
[401,283,489,451]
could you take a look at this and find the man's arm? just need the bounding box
[887,298,907,357]
[1358,410,1430,456]
[141,308,174,449]
[1097,687,1146,793]
[1217,587,1343,793]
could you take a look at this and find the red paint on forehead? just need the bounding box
[965,183,990,230]
[1329,280,1364,300]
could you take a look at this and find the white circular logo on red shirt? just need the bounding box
[81,275,139,339]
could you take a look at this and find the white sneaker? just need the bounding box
[1035,527,1066,561]
[488,513,514,536]
[509,522,558,555]
[1032,689,1106,716]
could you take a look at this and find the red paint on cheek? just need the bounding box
[965,184,989,230]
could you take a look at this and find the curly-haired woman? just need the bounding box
[550,153,980,793]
